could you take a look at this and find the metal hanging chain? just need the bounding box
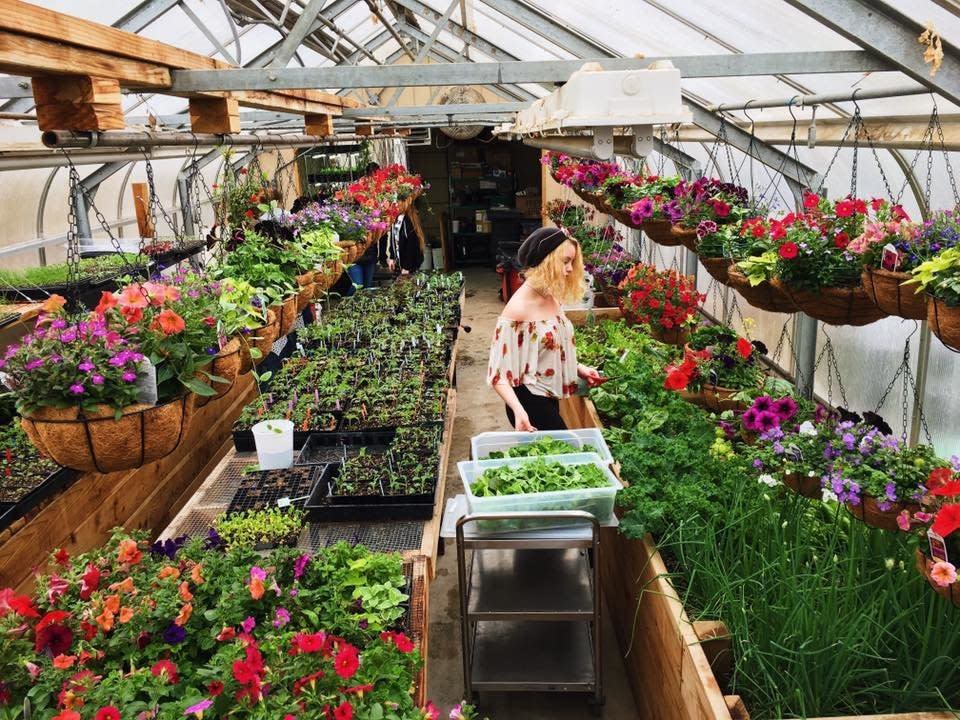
[847,103,896,201]
[65,164,83,310]
[872,324,933,444]
[933,104,960,207]
[140,151,187,250]
[811,331,850,408]
[656,126,666,176]
[894,108,938,207]
[814,111,859,197]
[759,100,801,209]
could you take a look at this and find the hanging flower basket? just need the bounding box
[20,396,193,473]
[238,309,279,375]
[296,271,315,287]
[313,260,343,298]
[772,279,887,326]
[845,495,919,532]
[278,295,299,337]
[727,268,798,314]
[699,257,733,286]
[600,285,621,308]
[671,225,699,252]
[642,219,684,246]
[927,296,960,352]
[915,549,960,609]
[195,336,243,407]
[678,383,746,412]
[296,283,315,313]
[610,207,638,229]
[861,266,927,321]
[646,323,689,346]
[783,471,822,499]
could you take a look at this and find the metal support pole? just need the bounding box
[73,187,93,240]
[793,313,818,400]
[910,324,933,446]
[177,174,195,238]
[42,130,335,150]
[708,83,929,112]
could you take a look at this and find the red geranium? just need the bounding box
[778,242,799,260]
[618,264,702,332]
[736,338,753,359]
[834,198,855,218]
[932,504,960,538]
[94,707,120,720]
[803,192,821,210]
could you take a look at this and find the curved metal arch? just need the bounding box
[116,162,137,239]
[36,166,60,265]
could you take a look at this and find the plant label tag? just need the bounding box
[619,349,630,363]
[134,359,158,405]
[929,529,949,563]
[276,497,292,508]
[881,244,901,272]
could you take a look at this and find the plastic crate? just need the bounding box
[458,452,620,525]
[470,429,612,464]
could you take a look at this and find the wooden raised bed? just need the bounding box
[0,375,255,591]
[562,308,956,720]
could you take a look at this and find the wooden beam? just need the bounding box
[189,97,240,134]
[32,75,124,131]
[131,182,154,239]
[0,30,170,88]
[304,113,335,137]
[356,123,375,137]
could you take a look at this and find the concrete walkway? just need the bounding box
[427,269,636,719]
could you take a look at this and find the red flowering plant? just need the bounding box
[340,164,425,225]
[96,273,226,401]
[211,159,276,231]
[542,151,624,192]
[910,461,960,588]
[0,298,146,415]
[0,530,439,717]
[664,323,765,392]
[618,263,703,331]
[674,177,751,230]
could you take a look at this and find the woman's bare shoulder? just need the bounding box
[501,285,550,321]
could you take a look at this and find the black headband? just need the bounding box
[518,227,568,269]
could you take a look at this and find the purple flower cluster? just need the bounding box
[742,395,798,433]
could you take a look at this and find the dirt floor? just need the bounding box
[427,268,636,718]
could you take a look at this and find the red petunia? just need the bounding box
[0,589,38,618]
[930,480,960,498]
[208,681,224,697]
[334,701,354,720]
[735,338,753,359]
[95,707,120,720]
[151,659,179,684]
[834,232,849,249]
[932,504,960,538]
[664,367,691,391]
[334,644,360,679]
[54,547,70,566]
[392,632,415,654]
[80,564,100,601]
[928,467,953,490]
[778,242,799,260]
[803,192,821,210]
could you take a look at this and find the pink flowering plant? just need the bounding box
[1,301,145,415]
[542,151,624,192]
[674,177,750,229]
[851,208,955,274]
[0,530,444,718]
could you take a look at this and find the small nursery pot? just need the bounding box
[862,266,927,321]
[21,396,193,473]
[845,495,919,532]
[916,548,960,609]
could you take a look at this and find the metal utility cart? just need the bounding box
[455,511,604,711]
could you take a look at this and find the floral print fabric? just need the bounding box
[486,315,579,398]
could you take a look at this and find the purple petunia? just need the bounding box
[772,397,797,421]
[24,358,44,371]
[91,374,105,386]
[78,360,95,373]
[241,616,256,634]
[294,553,310,580]
[68,383,85,395]
[756,411,780,433]
[122,371,137,383]
[273,607,290,628]
[163,623,186,644]
[752,396,774,413]
[742,408,760,431]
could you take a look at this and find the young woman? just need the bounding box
[487,226,603,431]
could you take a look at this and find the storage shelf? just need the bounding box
[468,549,593,620]
[470,620,597,691]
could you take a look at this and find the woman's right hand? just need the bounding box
[514,408,537,432]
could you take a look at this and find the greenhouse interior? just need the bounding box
[0,0,960,718]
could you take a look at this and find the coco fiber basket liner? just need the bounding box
[671,225,699,252]
[642,219,684,246]
[783,471,822,499]
[845,495,919,532]
[278,295,299,337]
[862,266,927,321]
[296,283,315,313]
[727,267,798,314]
[678,384,747,413]
[238,309,280,375]
[699,256,733,285]
[773,279,887,326]
[195,336,243,407]
[21,395,193,473]
[916,549,960,609]
[928,296,960,352]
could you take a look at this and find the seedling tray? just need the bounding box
[0,466,77,533]
[226,465,322,514]
[295,430,396,466]
[305,465,435,522]
[232,414,343,452]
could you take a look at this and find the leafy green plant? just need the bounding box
[214,508,305,549]
[471,458,608,497]
[487,437,592,459]
[906,245,960,306]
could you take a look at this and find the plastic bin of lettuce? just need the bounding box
[469,429,612,463]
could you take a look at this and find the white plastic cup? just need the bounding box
[252,419,294,470]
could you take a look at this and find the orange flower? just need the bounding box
[94,291,118,315]
[174,603,192,627]
[52,710,81,720]
[95,608,114,632]
[118,606,134,624]
[249,576,265,600]
[52,654,76,670]
[155,308,186,336]
[40,294,67,314]
[108,577,135,595]
[104,595,120,614]
[120,305,143,325]
[178,581,193,602]
[190,564,204,585]
[117,284,149,310]
[117,539,142,565]
[158,566,181,581]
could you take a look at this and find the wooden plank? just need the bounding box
[725,696,750,720]
[189,97,240,134]
[0,30,171,88]
[304,112,335,137]
[694,620,733,690]
[34,75,125,132]
[355,123,375,137]
[806,715,958,720]
[131,182,154,239]
[413,388,457,579]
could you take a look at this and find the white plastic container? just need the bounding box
[252,419,294,470]
[471,429,613,464]
[458,452,621,525]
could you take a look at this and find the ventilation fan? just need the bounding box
[437,86,485,140]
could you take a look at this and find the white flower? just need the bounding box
[759,474,779,487]
[884,558,895,571]
[822,488,838,503]
[781,520,788,529]
[799,421,817,436]
[807,470,817,477]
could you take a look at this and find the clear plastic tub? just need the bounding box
[470,429,612,464]
[458,452,621,528]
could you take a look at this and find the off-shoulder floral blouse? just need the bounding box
[486,314,579,399]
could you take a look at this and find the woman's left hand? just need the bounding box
[577,364,605,388]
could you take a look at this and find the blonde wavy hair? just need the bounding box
[523,237,586,304]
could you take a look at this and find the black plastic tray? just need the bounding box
[232,414,343,452]
[295,430,396,466]
[305,464,435,522]
[0,466,77,533]
[226,465,322,514]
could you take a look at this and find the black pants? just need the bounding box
[505,385,567,431]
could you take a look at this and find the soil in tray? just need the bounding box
[227,466,321,514]
[328,449,435,504]
[295,431,395,466]
[0,423,60,503]
[305,466,434,522]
